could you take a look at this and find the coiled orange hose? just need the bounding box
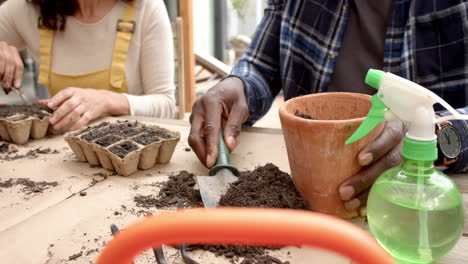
[97,208,395,264]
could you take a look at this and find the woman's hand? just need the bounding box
[38,87,130,131]
[0,41,23,94]
[338,120,409,214]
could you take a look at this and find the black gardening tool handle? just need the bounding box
[208,128,239,176]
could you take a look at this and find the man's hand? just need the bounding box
[339,120,409,213]
[0,41,23,94]
[38,87,129,132]
[188,77,249,168]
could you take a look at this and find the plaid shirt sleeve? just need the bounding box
[228,1,284,126]
[438,107,468,173]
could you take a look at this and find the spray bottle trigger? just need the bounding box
[346,95,387,145]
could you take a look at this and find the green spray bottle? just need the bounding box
[346,69,467,264]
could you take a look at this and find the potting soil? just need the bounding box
[132,164,303,263]
[0,104,53,119]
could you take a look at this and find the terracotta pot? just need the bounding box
[279,92,384,218]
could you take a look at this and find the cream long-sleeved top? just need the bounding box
[0,0,175,118]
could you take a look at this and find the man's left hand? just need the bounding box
[338,120,409,214]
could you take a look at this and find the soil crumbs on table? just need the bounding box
[0,147,59,161]
[0,178,58,195]
[132,164,303,263]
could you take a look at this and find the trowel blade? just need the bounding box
[196,168,238,208]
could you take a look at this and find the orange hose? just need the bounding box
[97,208,395,264]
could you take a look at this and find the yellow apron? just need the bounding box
[38,2,137,96]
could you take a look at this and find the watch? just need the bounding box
[435,121,462,166]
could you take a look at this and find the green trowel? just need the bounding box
[196,129,239,207]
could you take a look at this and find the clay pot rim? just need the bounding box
[279,92,371,125]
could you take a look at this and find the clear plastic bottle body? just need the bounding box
[367,159,464,264]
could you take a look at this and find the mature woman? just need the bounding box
[0,0,175,131]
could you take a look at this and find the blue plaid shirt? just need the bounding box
[230,0,468,173]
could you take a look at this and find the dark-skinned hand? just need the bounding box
[338,119,409,215]
[188,77,249,167]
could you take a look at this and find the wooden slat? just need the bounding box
[174,17,185,119]
[195,53,232,77]
[179,0,196,112]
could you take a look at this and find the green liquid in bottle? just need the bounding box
[367,163,464,264]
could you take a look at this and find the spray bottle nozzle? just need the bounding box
[365,69,385,89]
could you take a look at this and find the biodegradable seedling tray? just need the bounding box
[0,105,53,144]
[64,120,180,176]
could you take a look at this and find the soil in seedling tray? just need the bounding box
[75,122,109,137]
[81,131,108,142]
[142,126,172,139]
[0,104,53,119]
[131,164,301,263]
[107,123,141,137]
[108,141,139,158]
[294,109,314,120]
[95,135,121,147]
[132,133,160,146]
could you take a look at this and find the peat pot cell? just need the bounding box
[144,127,173,139]
[74,122,110,137]
[107,123,141,138]
[0,105,52,119]
[109,141,139,158]
[95,135,122,147]
[81,129,110,142]
[132,133,160,146]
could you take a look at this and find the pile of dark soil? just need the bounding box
[219,163,307,209]
[132,164,302,263]
[0,178,58,194]
[0,104,52,119]
[294,109,314,120]
[133,171,202,209]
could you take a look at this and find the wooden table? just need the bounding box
[0,117,466,264]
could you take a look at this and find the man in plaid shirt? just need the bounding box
[189,0,468,213]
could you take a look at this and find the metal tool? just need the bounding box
[196,129,239,207]
[110,224,136,264]
[11,87,31,105]
[176,200,200,264]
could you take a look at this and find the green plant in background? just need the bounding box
[230,0,253,21]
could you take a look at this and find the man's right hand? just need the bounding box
[188,77,249,168]
[0,41,23,94]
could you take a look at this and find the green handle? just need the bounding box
[346,95,387,144]
[209,128,239,176]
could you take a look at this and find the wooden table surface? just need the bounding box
[0,117,466,264]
